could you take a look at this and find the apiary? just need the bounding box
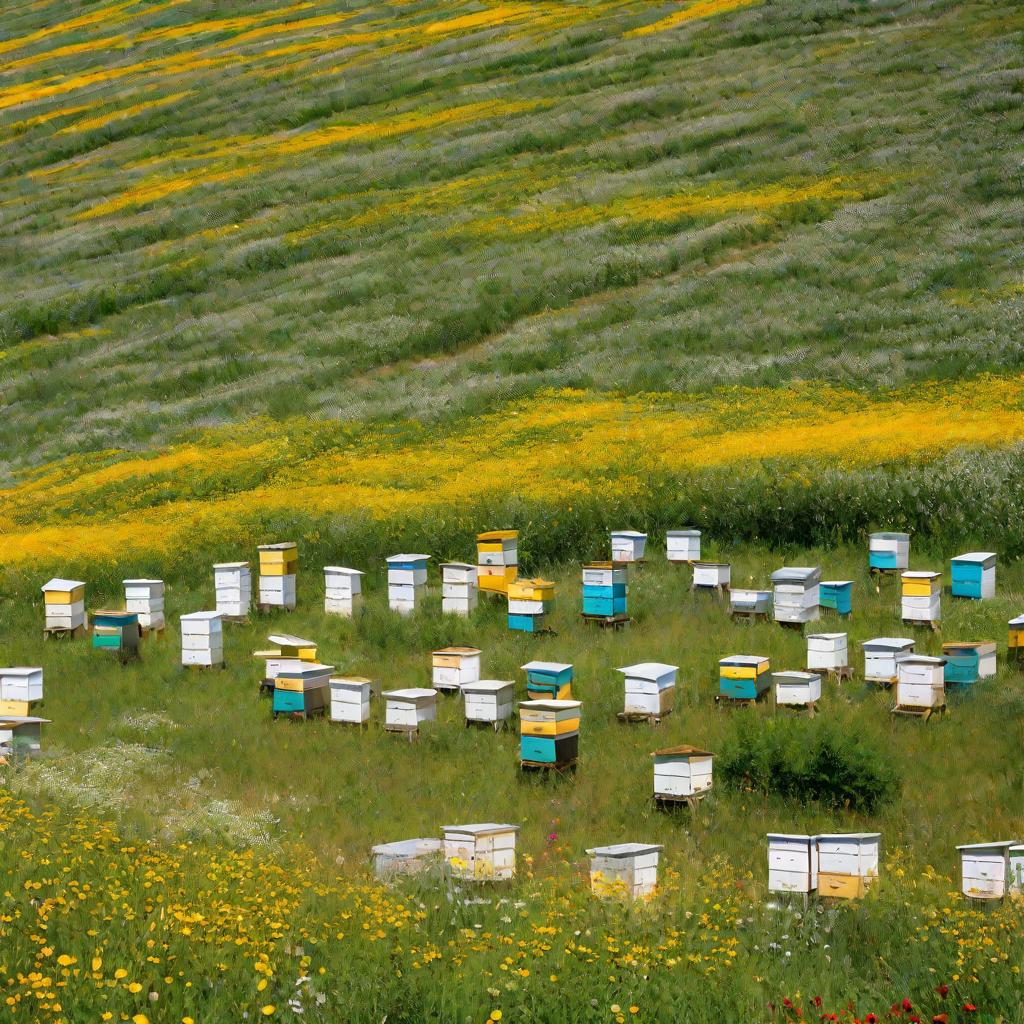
[771,566,821,625]
[666,529,700,563]
[816,833,881,900]
[41,578,86,634]
[214,562,251,619]
[431,647,482,693]
[386,554,430,614]
[123,579,165,631]
[718,655,770,702]
[651,745,713,804]
[442,823,519,882]
[329,676,372,725]
[610,530,647,563]
[180,611,223,668]
[324,566,364,617]
[950,552,996,600]
[440,562,478,617]
[521,661,573,700]
[587,843,662,900]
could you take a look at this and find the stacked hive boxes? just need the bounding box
[951,552,997,600]
[692,562,730,591]
[862,637,915,684]
[519,699,580,767]
[123,579,164,632]
[386,554,429,614]
[767,834,818,896]
[372,838,442,878]
[442,823,519,881]
[440,562,478,617]
[382,688,437,733]
[895,655,946,711]
[618,662,677,718]
[1009,615,1024,667]
[730,588,772,616]
[869,531,910,571]
[942,641,997,686]
[431,647,481,693]
[462,680,516,728]
[819,580,853,616]
[273,662,332,718]
[329,677,372,725]
[666,529,700,563]
[477,530,518,595]
[522,661,573,700]
[0,667,43,718]
[771,566,820,625]
[258,543,297,609]
[901,571,941,624]
[774,671,821,711]
[816,833,881,900]
[587,843,662,900]
[718,655,770,702]
[508,577,554,632]
[214,562,251,618]
[41,578,86,633]
[582,562,627,618]
[651,746,713,803]
[807,633,849,672]
[957,842,1018,901]
[610,530,647,563]
[92,611,140,659]
[180,611,223,667]
[324,567,363,617]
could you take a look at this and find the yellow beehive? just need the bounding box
[519,705,580,736]
[267,634,317,661]
[477,530,518,593]
[258,542,298,575]
[479,565,518,593]
[507,578,554,603]
[42,582,85,604]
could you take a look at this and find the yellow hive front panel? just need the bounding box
[433,654,465,669]
[817,872,867,900]
[0,700,32,717]
[720,666,760,680]
[902,581,936,597]
[477,542,506,554]
[273,677,305,693]
[1009,629,1024,648]
[479,576,510,593]
[259,563,296,577]
[520,718,579,737]
[44,587,84,604]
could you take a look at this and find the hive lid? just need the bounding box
[439,562,476,571]
[807,633,848,641]
[330,676,372,685]
[257,542,297,551]
[521,661,572,673]
[862,637,915,650]
[773,670,820,682]
[0,716,50,726]
[268,633,316,648]
[902,570,940,580]
[122,578,163,585]
[582,561,620,570]
[276,663,335,678]
[720,654,769,666]
[386,553,431,563]
[180,611,222,622]
[617,662,678,680]
[371,838,442,856]
[477,530,518,541]
[651,745,713,758]
[942,641,996,652]
[441,822,520,836]
[383,688,437,700]
[817,832,881,842]
[901,655,946,666]
[213,561,249,569]
[323,566,364,575]
[518,699,581,711]
[461,679,515,693]
[821,580,853,587]
[433,646,482,657]
[870,531,910,540]
[611,530,647,538]
[667,529,700,536]
[767,833,818,842]
[586,842,662,857]
[512,577,554,587]
[956,840,1018,852]
[0,667,42,677]
[41,577,85,591]
[952,551,997,564]
[771,566,821,584]
[694,560,728,568]
[1009,614,1024,628]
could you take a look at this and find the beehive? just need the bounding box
[582,562,627,618]
[819,580,853,616]
[901,570,941,624]
[272,663,333,718]
[267,633,317,661]
[440,562,478,617]
[651,745,713,801]
[718,655,770,701]
[587,843,662,900]
[942,641,997,686]
[507,577,554,633]
[618,662,677,717]
[869,531,910,571]
[180,611,223,667]
[692,561,730,590]
[1009,615,1024,666]
[462,679,516,727]
[519,699,580,767]
[862,637,915,683]
[258,542,297,609]
[431,647,482,692]
[213,562,251,618]
[950,552,996,600]
[324,567,364,617]
[666,529,701,563]
[41,578,86,632]
[773,671,822,709]
[521,661,573,700]
[0,716,50,757]
[386,554,430,614]
[329,677,372,725]
[1010,846,1024,895]
[123,579,165,631]
[771,566,821,624]
[0,667,43,708]
[816,833,880,900]
[442,823,519,881]
[610,530,647,563]
[92,610,140,659]
[807,633,849,671]
[895,655,946,709]
[957,841,1017,900]
[476,530,518,594]
[730,589,772,616]
[371,838,443,878]
[382,688,437,732]
[767,834,819,895]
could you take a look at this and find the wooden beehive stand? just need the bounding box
[714,694,765,709]
[902,617,940,633]
[139,624,165,640]
[273,705,326,722]
[654,791,706,812]
[869,567,900,593]
[384,722,423,741]
[520,758,577,775]
[220,613,251,625]
[692,582,729,597]
[777,619,808,634]
[617,709,671,726]
[730,608,769,624]
[891,701,947,722]
[257,603,294,615]
[183,660,226,671]
[465,717,512,733]
[43,623,87,641]
[809,665,854,684]
[581,613,630,630]
[775,698,818,719]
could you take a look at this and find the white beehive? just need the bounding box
[259,574,296,609]
[431,647,481,692]
[957,841,1017,900]
[767,833,818,895]
[587,843,662,899]
[666,529,700,563]
[383,688,437,732]
[123,579,165,630]
[329,676,372,725]
[771,567,821,624]
[386,554,430,614]
[213,562,251,618]
[730,588,772,615]
[324,566,364,617]
[610,530,647,563]
[862,637,915,683]
[41,578,86,631]
[692,562,730,589]
[440,562,478,616]
[651,745,713,801]
[0,667,43,705]
[901,571,941,623]
[896,655,946,709]
[816,833,880,899]
[617,662,677,717]
[461,679,515,727]
[869,531,910,571]
[0,716,50,756]
[773,671,822,709]
[372,838,443,878]
[180,611,224,667]
[807,633,849,671]
[257,542,297,609]
[442,823,519,881]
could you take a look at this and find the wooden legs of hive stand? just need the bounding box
[581,614,630,630]
[902,618,940,633]
[520,759,577,776]
[730,611,769,624]
[43,625,87,640]
[654,793,705,812]
[616,710,671,726]
[891,703,948,722]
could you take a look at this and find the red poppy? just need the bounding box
[813,997,823,1009]
[931,1015,948,1024]
[962,1005,976,1014]
[784,998,795,1009]
[866,1015,878,1024]
[902,1000,913,1013]
[907,1017,921,1023]
[935,985,948,998]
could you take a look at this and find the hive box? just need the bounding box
[462,679,515,727]
[730,589,772,615]
[0,716,49,756]
[123,579,165,630]
[386,554,430,614]
[329,677,372,725]
[1011,846,1024,895]
[862,637,915,683]
[807,633,848,671]
[1009,615,1024,664]
[869,531,910,571]
[901,571,941,623]
[41,578,86,630]
[618,662,677,717]
[214,562,251,617]
[957,841,1017,900]
[508,578,554,632]
[0,667,43,704]
[651,745,713,800]
[382,688,437,731]
[258,543,297,609]
[773,671,821,709]
[610,530,647,563]
[942,641,997,685]
[522,661,573,700]
[816,833,880,900]
[693,562,730,589]
[767,834,818,895]
[442,823,519,881]
[666,529,700,563]
[180,611,223,667]
[477,531,518,594]
[324,566,364,617]
[582,562,627,617]
[431,647,482,692]
[266,633,317,661]
[258,574,296,609]
[440,562,478,616]
[819,580,852,616]
[272,663,333,716]
[951,552,996,600]
[372,838,443,878]
[587,843,662,899]
[896,656,946,709]
[718,655,770,701]
[771,567,821,624]
[519,699,580,765]
[92,611,140,656]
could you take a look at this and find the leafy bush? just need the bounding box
[718,716,899,813]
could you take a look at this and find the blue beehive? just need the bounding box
[718,655,771,701]
[582,562,628,618]
[950,552,996,600]
[521,661,573,700]
[819,580,853,616]
[869,532,909,571]
[942,641,996,685]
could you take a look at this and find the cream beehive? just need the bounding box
[957,841,1017,900]
[651,746,713,801]
[213,562,251,618]
[587,843,662,900]
[324,566,364,617]
[442,823,519,881]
